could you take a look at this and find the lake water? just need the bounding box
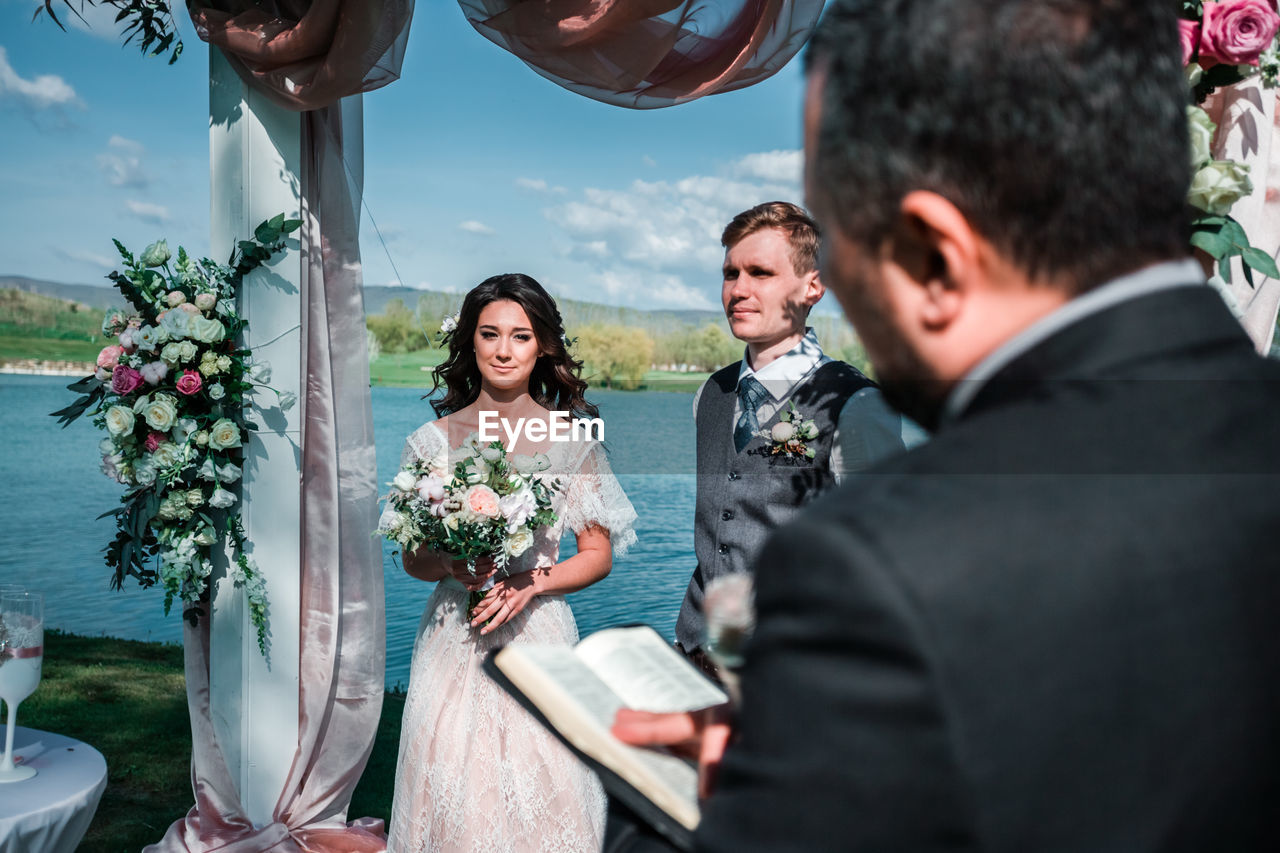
[0,374,697,688]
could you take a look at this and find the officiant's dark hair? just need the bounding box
[430,273,599,420]
[805,0,1190,293]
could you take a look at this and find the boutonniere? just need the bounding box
[755,402,818,460]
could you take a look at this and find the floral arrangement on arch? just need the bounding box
[52,215,301,653]
[1180,0,1280,285]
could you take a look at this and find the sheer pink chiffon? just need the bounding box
[458,0,825,108]
[387,424,637,853]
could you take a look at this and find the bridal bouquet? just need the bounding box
[379,433,561,611]
[52,215,300,653]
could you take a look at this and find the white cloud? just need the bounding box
[125,199,170,224]
[97,136,149,188]
[458,220,495,235]
[516,177,566,194]
[541,149,805,309]
[54,247,116,270]
[65,3,132,41]
[731,149,802,185]
[0,46,81,110]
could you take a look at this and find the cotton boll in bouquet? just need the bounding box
[380,433,561,618]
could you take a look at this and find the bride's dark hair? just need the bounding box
[430,273,598,420]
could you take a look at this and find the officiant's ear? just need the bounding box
[891,191,978,331]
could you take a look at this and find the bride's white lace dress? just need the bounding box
[386,422,638,853]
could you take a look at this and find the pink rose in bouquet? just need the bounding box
[97,344,125,371]
[175,369,204,396]
[1199,0,1280,66]
[1179,18,1202,65]
[465,484,501,519]
[111,365,144,395]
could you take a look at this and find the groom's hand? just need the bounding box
[611,705,733,799]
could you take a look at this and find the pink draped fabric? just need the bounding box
[1205,80,1280,354]
[188,0,413,111]
[459,0,825,108]
[148,2,410,850]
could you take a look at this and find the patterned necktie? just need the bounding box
[734,375,769,453]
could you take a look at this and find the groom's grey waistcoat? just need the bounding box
[675,360,872,651]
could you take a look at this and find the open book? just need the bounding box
[484,625,728,851]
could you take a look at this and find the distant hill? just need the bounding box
[2,277,861,352]
[0,276,125,310]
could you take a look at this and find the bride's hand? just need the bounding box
[470,570,540,634]
[447,555,497,590]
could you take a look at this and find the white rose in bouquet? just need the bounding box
[393,470,417,491]
[151,442,182,469]
[1188,160,1253,215]
[209,418,242,450]
[134,458,158,486]
[143,395,179,431]
[191,317,227,344]
[504,527,535,559]
[1187,105,1216,170]
[480,445,504,463]
[771,421,797,443]
[105,405,136,436]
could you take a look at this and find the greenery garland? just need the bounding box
[52,215,300,654]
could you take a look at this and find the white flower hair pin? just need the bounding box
[755,401,819,460]
[435,312,460,347]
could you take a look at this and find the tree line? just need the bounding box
[365,295,873,389]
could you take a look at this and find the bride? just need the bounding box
[385,273,637,853]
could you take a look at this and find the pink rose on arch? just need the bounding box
[1179,18,1202,65]
[175,369,204,396]
[1199,0,1280,66]
[111,364,144,395]
[464,484,501,519]
[145,431,165,453]
[97,344,124,371]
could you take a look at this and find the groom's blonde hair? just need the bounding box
[721,201,821,276]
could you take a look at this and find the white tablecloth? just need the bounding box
[0,726,108,853]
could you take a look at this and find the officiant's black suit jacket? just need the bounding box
[695,283,1280,852]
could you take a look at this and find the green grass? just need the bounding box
[0,334,101,364]
[14,630,402,849]
[366,349,707,393]
[368,348,449,387]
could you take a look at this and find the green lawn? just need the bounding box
[0,334,101,364]
[16,630,402,849]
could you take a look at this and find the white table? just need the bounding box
[0,726,108,853]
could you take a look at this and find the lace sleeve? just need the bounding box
[559,442,638,556]
[378,423,445,530]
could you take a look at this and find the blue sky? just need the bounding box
[0,2,817,312]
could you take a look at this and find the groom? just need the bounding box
[673,201,905,672]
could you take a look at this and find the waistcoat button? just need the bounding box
[718,544,729,555]
[722,510,733,520]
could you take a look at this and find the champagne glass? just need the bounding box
[0,591,43,783]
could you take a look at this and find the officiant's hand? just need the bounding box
[447,555,497,590]
[470,569,540,634]
[611,705,733,799]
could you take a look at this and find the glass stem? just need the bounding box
[1,701,15,772]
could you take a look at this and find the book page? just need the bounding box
[576,627,728,713]
[511,645,626,728]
